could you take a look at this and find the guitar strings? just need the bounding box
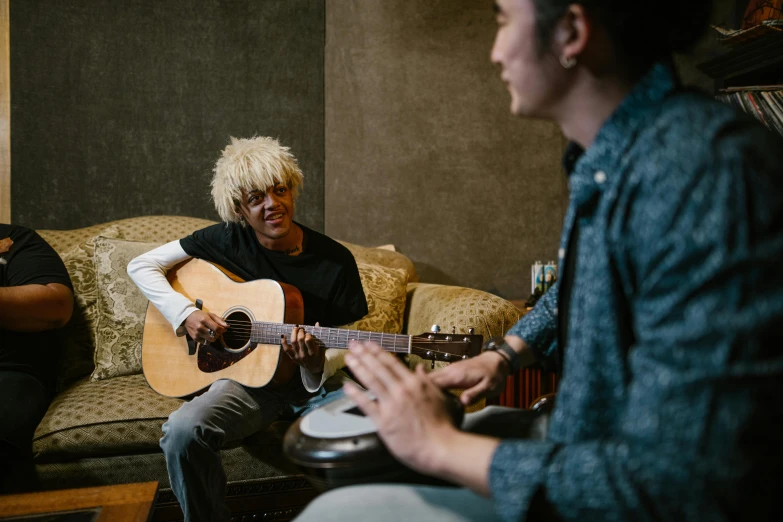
[215,319,475,356]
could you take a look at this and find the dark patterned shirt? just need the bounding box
[493,63,783,521]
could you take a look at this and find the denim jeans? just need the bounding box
[0,370,51,494]
[160,372,350,522]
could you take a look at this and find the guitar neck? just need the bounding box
[250,322,411,354]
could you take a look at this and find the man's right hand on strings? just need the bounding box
[184,310,228,343]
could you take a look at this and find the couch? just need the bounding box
[33,216,521,521]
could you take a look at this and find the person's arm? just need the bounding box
[299,256,369,392]
[300,347,344,392]
[0,283,73,332]
[430,291,555,405]
[0,227,74,332]
[506,281,559,368]
[127,240,199,332]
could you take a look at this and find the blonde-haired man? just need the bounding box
[128,136,368,522]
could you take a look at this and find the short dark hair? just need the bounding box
[532,0,713,70]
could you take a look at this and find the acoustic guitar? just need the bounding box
[141,258,484,398]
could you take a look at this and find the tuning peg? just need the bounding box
[451,326,456,334]
[468,327,475,335]
[431,324,441,333]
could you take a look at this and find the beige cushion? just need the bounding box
[339,240,418,283]
[57,225,126,389]
[33,374,183,460]
[33,376,291,467]
[342,263,408,334]
[91,237,163,381]
[404,282,522,370]
[38,215,217,255]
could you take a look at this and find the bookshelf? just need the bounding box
[697,3,783,137]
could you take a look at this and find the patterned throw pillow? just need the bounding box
[91,237,162,381]
[342,263,409,334]
[56,225,125,389]
[338,240,418,283]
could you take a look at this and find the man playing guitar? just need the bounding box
[128,136,368,522]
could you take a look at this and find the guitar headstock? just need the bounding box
[410,331,483,362]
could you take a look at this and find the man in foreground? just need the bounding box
[295,0,783,520]
[128,136,368,521]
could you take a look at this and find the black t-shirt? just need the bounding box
[0,225,73,394]
[179,222,368,328]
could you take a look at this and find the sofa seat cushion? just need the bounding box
[34,375,292,462]
[33,374,183,462]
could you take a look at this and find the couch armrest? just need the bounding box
[402,282,521,412]
[403,282,521,340]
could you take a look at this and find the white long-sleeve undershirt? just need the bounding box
[127,240,338,392]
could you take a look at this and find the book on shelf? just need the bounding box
[716,86,783,137]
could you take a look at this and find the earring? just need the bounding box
[560,55,577,69]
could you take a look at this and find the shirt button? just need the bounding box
[594,170,607,184]
[558,248,565,260]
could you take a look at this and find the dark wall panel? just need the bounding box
[11,0,324,230]
[325,0,568,299]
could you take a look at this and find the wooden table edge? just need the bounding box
[0,481,159,522]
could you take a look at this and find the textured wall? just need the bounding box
[11,0,325,230]
[324,0,568,299]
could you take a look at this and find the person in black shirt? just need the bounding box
[0,224,73,493]
[128,136,368,522]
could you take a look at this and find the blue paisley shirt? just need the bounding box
[494,63,783,521]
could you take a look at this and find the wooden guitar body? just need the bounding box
[141,259,300,398]
[142,258,484,398]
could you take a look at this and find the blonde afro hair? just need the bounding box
[211,136,304,224]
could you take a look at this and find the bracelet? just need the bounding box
[488,347,513,372]
[484,338,522,372]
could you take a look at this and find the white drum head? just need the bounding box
[300,394,378,439]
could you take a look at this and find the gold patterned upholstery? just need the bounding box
[404,282,521,342]
[338,240,419,282]
[38,215,216,255]
[34,375,181,461]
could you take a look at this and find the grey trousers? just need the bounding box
[294,406,544,522]
[160,374,350,522]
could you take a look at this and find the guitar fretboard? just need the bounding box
[250,322,412,353]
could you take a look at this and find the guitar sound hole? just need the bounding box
[223,310,252,349]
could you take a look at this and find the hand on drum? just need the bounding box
[343,340,460,476]
[429,351,511,406]
[281,323,326,375]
